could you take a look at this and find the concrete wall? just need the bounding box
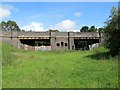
[53,37,68,50]
[2,31,50,37]
[2,31,20,48]
[35,46,51,51]
[17,31,50,37]
[50,32,68,50]
[73,32,100,37]
[2,37,20,48]
[2,31,11,37]
[89,43,99,50]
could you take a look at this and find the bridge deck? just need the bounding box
[2,35,100,40]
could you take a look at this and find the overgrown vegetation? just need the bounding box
[104,6,120,56]
[2,43,118,88]
[2,43,17,65]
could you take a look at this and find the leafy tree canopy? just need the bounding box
[80,25,98,32]
[0,20,21,31]
[88,26,97,32]
[80,26,89,32]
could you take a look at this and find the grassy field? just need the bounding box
[2,43,118,88]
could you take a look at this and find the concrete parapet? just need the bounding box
[73,32,100,37]
[17,31,50,37]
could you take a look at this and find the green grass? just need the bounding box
[2,43,118,88]
[0,42,2,89]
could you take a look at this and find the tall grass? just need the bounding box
[0,43,2,89]
[2,43,118,88]
[2,43,16,65]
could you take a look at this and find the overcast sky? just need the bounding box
[0,2,118,32]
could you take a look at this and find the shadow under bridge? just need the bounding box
[74,37,100,50]
[19,38,50,46]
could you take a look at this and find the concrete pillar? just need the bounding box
[99,32,105,44]
[68,32,75,50]
[50,32,56,50]
[11,31,20,48]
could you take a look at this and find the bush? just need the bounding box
[104,7,120,56]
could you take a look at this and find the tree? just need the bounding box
[80,26,89,32]
[21,29,25,32]
[0,20,21,31]
[80,26,97,32]
[0,21,7,31]
[48,29,59,32]
[98,28,104,32]
[88,26,97,32]
[104,6,120,56]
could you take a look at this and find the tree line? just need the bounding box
[0,20,103,32]
[80,26,103,32]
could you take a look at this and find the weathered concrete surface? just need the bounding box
[89,43,99,50]
[73,32,100,37]
[35,46,51,51]
[1,31,105,50]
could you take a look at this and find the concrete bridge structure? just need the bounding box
[1,31,105,50]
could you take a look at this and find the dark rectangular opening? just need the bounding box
[20,39,50,46]
[74,39,99,50]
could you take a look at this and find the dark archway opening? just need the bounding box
[20,39,50,46]
[74,39,99,50]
